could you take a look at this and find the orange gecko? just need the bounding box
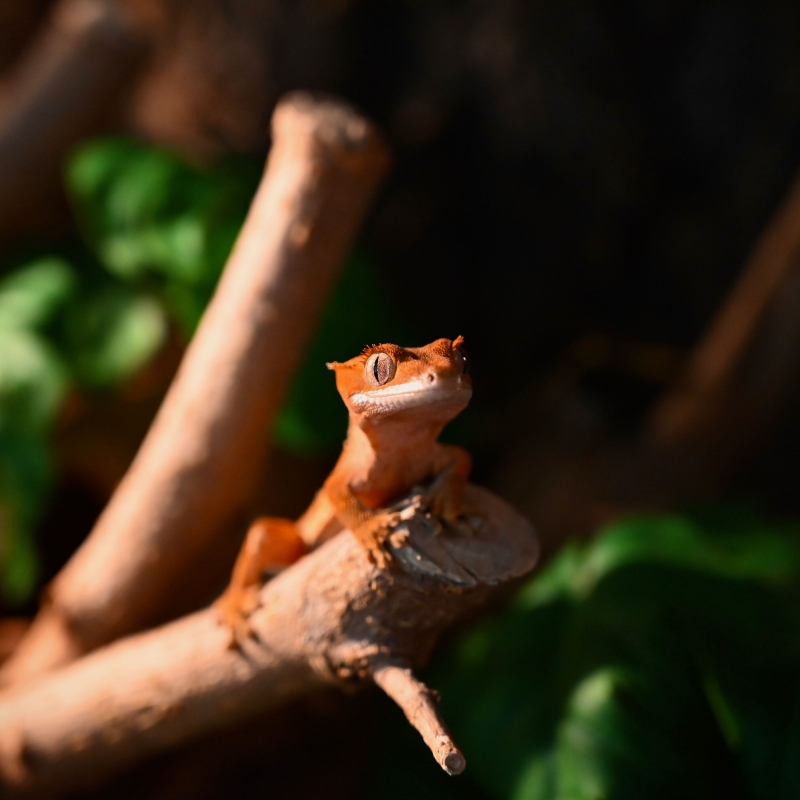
[216,336,473,641]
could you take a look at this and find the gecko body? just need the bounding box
[216,336,472,641]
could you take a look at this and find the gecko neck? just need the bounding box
[345,414,446,467]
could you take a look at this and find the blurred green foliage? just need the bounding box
[67,138,410,452]
[367,511,800,800]
[0,139,799,800]
[0,258,75,604]
[0,138,407,606]
[68,139,257,336]
[0,252,169,604]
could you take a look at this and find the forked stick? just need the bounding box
[2,92,390,685]
[0,487,537,798]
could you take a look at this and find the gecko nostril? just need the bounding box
[427,372,436,384]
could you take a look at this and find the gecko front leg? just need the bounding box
[420,445,472,523]
[324,478,403,567]
[353,512,406,568]
[215,517,305,646]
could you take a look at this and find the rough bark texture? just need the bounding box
[0,485,537,798]
[1,92,391,685]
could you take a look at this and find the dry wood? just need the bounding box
[499,160,800,556]
[649,169,800,446]
[0,0,145,237]
[1,92,391,685]
[373,663,466,775]
[0,485,537,798]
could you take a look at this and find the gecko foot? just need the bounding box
[214,587,261,649]
[364,540,394,569]
[354,511,404,569]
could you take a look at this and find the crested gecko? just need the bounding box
[215,336,472,641]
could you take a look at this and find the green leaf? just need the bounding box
[64,287,167,388]
[67,138,259,335]
[99,214,208,285]
[0,258,75,606]
[68,140,189,235]
[0,257,76,331]
[0,429,52,606]
[516,514,800,608]
[0,501,39,605]
[0,328,68,433]
[425,512,800,800]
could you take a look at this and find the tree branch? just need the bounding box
[1,92,391,685]
[648,168,800,447]
[500,160,800,557]
[0,486,537,798]
[0,0,146,238]
[373,662,466,775]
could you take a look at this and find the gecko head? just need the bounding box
[326,336,472,424]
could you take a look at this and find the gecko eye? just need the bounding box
[365,352,396,386]
[453,345,469,375]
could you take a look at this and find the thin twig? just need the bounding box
[1,92,391,685]
[373,662,465,775]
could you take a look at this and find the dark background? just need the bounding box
[3,1,800,798]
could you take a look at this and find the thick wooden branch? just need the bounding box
[0,485,537,798]
[0,0,146,237]
[2,92,391,685]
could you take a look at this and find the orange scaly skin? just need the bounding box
[215,337,473,643]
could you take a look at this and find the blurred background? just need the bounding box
[2,0,800,797]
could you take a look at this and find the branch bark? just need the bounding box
[373,663,466,775]
[648,168,800,447]
[0,0,146,238]
[1,92,391,685]
[500,159,800,556]
[0,485,537,798]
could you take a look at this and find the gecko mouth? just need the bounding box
[349,377,472,414]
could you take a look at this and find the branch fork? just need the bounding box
[0,486,536,796]
[0,91,538,798]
